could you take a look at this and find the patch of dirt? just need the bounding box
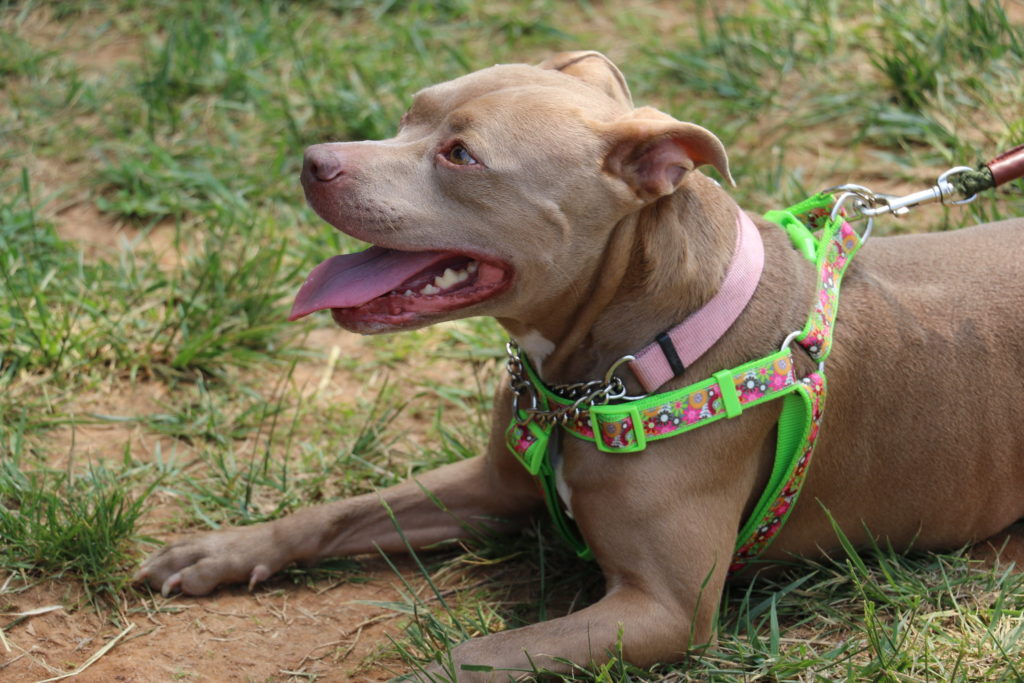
[24,157,91,214]
[47,380,185,473]
[0,559,429,682]
[11,4,143,77]
[288,328,378,401]
[26,159,183,270]
[53,202,184,268]
[287,322,499,451]
[559,0,698,58]
[66,33,143,78]
[4,331,502,682]
[5,315,503,679]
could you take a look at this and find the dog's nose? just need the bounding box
[303,146,346,183]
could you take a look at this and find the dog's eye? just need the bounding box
[444,144,478,166]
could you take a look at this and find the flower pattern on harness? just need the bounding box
[730,373,827,573]
[798,222,861,361]
[588,357,796,448]
[599,416,638,449]
[506,421,536,460]
[680,386,720,425]
[643,406,683,434]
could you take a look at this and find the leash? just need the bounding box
[504,147,1024,571]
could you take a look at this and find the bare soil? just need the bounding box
[1,559,431,682]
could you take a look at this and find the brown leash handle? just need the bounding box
[951,143,1024,197]
[988,143,1024,187]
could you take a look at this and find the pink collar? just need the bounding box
[628,210,764,393]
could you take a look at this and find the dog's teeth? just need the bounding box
[467,261,478,274]
[434,268,457,290]
[403,289,415,296]
[432,266,473,291]
[421,284,440,295]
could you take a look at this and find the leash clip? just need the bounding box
[821,184,877,242]
[845,166,979,219]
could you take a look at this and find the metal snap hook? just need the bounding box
[937,166,979,206]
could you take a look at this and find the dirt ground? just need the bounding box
[1,558,447,682]
[0,325,485,682]
[1,339,473,683]
[1,339,494,683]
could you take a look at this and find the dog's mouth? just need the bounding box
[288,246,512,326]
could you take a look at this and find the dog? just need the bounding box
[137,51,1024,679]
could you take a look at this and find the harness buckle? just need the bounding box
[589,405,647,453]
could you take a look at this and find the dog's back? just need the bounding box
[771,217,1024,560]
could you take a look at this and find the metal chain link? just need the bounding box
[505,341,630,427]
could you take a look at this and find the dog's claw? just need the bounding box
[161,571,183,597]
[248,565,272,591]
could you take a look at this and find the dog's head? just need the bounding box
[290,51,731,334]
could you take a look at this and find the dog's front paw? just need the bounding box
[135,522,292,596]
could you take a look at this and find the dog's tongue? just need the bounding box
[289,246,449,321]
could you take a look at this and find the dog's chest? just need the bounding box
[515,330,555,370]
[552,448,575,519]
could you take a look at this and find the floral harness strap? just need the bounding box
[504,193,864,574]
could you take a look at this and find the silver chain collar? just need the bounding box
[505,341,644,427]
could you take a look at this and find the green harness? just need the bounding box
[504,193,864,573]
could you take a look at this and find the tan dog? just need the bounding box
[137,51,1024,679]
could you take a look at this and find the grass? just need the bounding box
[1,0,1023,680]
[0,459,156,610]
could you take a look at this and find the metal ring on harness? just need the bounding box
[830,191,875,243]
[602,354,648,401]
[780,330,825,374]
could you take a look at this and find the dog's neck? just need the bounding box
[500,173,739,387]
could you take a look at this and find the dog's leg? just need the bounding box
[969,522,1024,571]
[432,586,711,681]
[426,541,729,682]
[137,395,543,595]
[423,485,740,681]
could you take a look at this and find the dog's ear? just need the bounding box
[537,51,633,107]
[602,107,733,201]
